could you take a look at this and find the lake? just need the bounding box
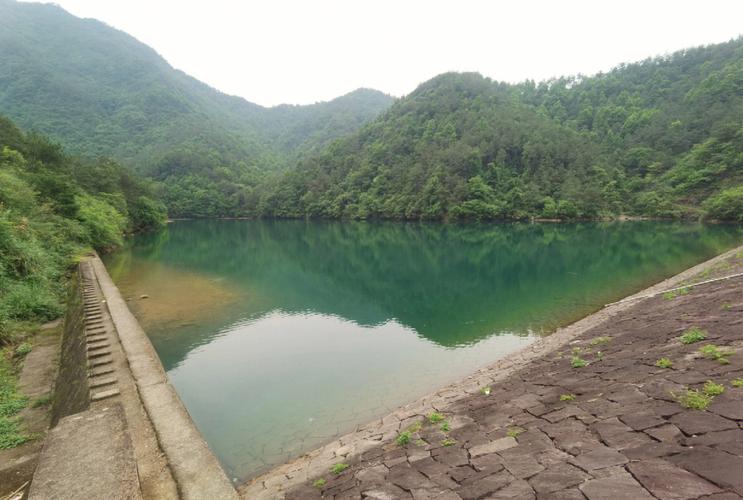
[103,220,741,482]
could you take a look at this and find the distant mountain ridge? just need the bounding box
[0,0,393,171]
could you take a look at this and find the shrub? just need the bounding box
[75,193,127,249]
[703,186,743,222]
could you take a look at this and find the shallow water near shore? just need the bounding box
[103,220,741,482]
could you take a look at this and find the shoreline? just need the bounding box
[164,216,735,224]
[239,243,743,499]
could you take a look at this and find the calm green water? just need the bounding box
[104,220,740,482]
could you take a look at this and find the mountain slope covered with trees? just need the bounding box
[0,0,393,216]
[257,39,743,221]
[0,0,739,220]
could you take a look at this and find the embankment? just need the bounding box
[27,256,238,499]
[241,244,743,499]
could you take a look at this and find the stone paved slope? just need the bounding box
[280,249,743,500]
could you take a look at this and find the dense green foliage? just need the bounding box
[0,0,393,217]
[256,41,743,220]
[0,116,165,342]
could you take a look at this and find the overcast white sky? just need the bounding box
[26,0,743,107]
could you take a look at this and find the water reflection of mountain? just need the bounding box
[105,220,741,370]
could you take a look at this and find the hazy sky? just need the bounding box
[26,0,743,107]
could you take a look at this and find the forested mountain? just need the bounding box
[0,0,393,215]
[0,114,165,342]
[0,0,740,220]
[257,39,743,221]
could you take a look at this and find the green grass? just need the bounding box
[14,342,32,357]
[427,412,445,424]
[32,393,52,408]
[663,287,689,300]
[679,327,707,344]
[440,421,450,432]
[703,381,725,396]
[699,344,734,364]
[560,394,576,401]
[590,336,611,346]
[675,389,713,410]
[506,426,525,438]
[441,438,456,447]
[731,378,743,388]
[313,478,326,489]
[330,463,349,475]
[396,431,411,446]
[655,358,673,369]
[571,356,589,368]
[0,351,31,449]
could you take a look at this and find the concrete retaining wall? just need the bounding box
[50,268,89,426]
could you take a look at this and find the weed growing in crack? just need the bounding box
[440,421,450,432]
[313,479,326,488]
[699,344,734,364]
[590,336,611,346]
[506,426,525,438]
[441,438,456,447]
[480,386,491,395]
[407,421,422,433]
[396,431,411,446]
[655,358,673,369]
[427,412,445,424]
[731,378,743,388]
[675,389,713,410]
[703,381,725,396]
[560,394,576,401]
[330,463,349,475]
[571,356,589,368]
[679,327,706,345]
